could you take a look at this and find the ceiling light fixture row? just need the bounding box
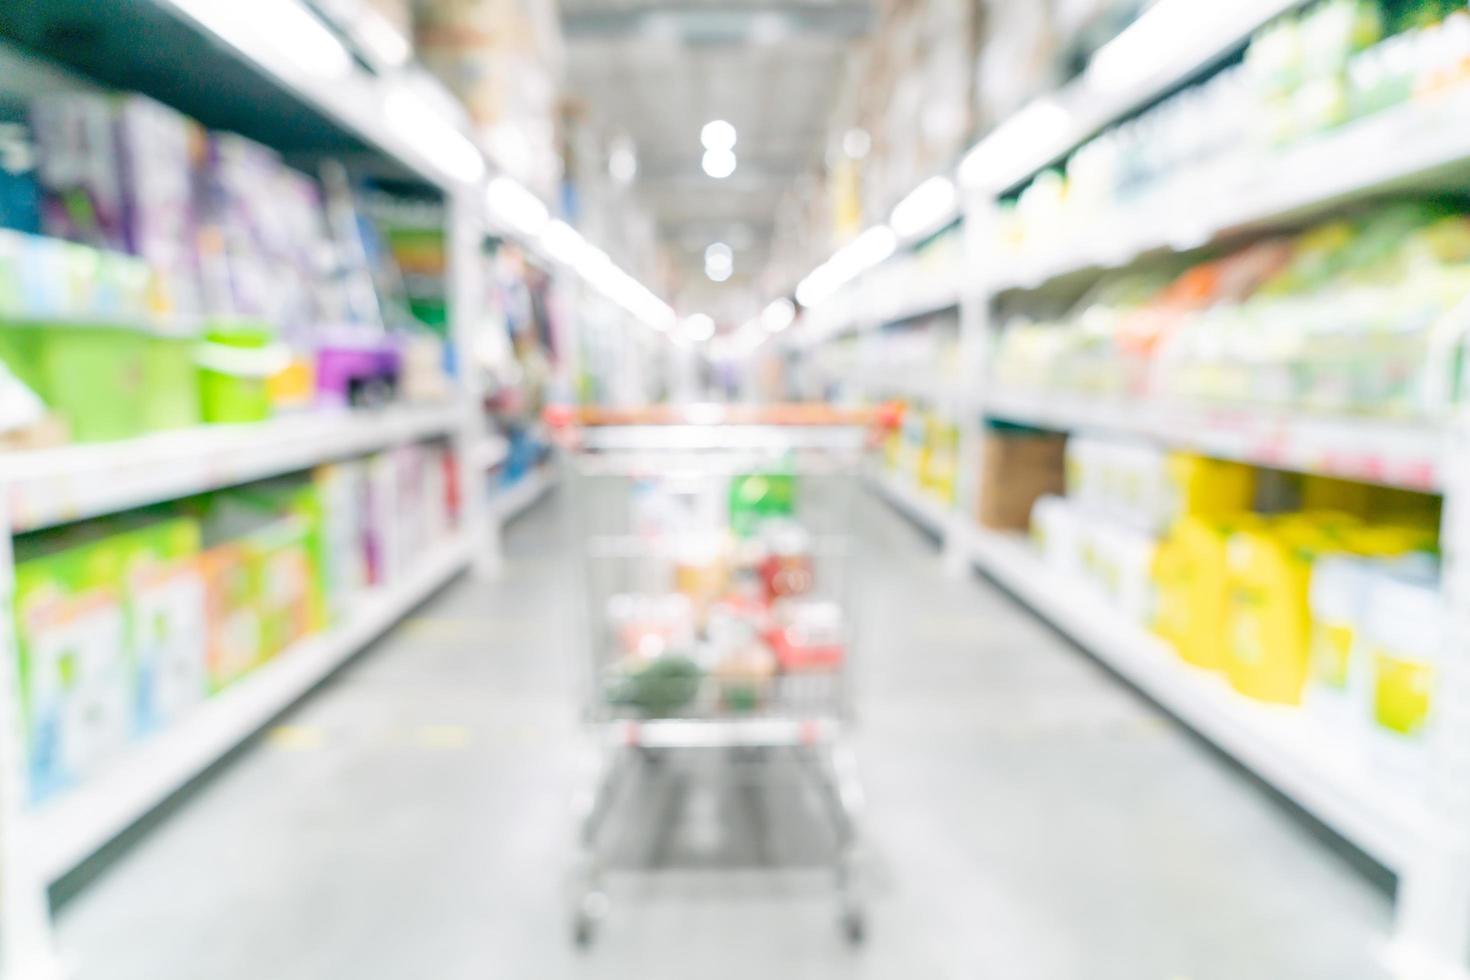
[485,177,675,332]
[794,224,897,310]
[705,242,734,283]
[782,170,958,320]
[701,119,738,179]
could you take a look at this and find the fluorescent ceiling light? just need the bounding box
[353,8,412,68]
[704,241,734,282]
[957,97,1072,192]
[701,120,737,152]
[891,176,958,240]
[702,148,737,179]
[539,220,676,332]
[485,176,549,239]
[175,0,353,79]
[762,298,795,333]
[539,219,587,268]
[384,87,486,185]
[684,313,716,342]
[1086,0,1235,96]
[848,225,898,269]
[794,225,897,310]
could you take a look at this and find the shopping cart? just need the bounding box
[547,404,896,948]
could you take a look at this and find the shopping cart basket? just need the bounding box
[547,404,896,948]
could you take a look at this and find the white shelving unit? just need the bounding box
[796,2,1470,974]
[3,406,468,533]
[985,389,1445,493]
[18,538,470,886]
[0,0,670,973]
[0,1,658,974]
[992,85,1470,293]
[966,526,1445,872]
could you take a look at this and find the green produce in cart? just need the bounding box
[608,656,703,717]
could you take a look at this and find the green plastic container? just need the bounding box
[142,330,202,432]
[0,322,150,443]
[197,320,278,425]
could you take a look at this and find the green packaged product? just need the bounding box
[196,319,281,425]
[729,470,797,538]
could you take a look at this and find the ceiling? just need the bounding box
[561,0,874,322]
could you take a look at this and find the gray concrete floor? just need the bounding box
[55,490,1394,979]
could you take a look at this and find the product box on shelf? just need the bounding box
[0,230,154,322]
[116,518,208,733]
[11,533,132,802]
[29,93,204,315]
[365,450,402,586]
[314,460,371,621]
[192,478,325,690]
[1030,493,1158,627]
[198,541,261,693]
[1363,569,1444,777]
[978,424,1065,531]
[399,441,457,567]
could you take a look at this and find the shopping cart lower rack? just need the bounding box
[548,404,895,948]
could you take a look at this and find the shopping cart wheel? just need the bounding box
[841,907,866,946]
[571,889,608,949]
[573,912,596,949]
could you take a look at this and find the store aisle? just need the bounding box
[56,490,1392,980]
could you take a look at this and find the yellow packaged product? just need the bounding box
[1165,453,1255,521]
[1363,570,1442,778]
[1154,515,1256,672]
[1223,519,1339,706]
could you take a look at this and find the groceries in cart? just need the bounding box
[603,468,844,718]
[560,408,876,948]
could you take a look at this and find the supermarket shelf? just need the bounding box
[21,537,471,883]
[868,470,952,538]
[492,466,555,524]
[0,0,478,192]
[986,388,1444,492]
[873,287,963,328]
[993,86,1470,292]
[965,526,1442,874]
[1,405,463,533]
[960,0,1307,195]
[807,287,962,346]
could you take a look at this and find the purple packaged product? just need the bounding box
[115,96,204,314]
[29,95,127,250]
[315,329,402,409]
[30,94,205,314]
[202,133,332,332]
